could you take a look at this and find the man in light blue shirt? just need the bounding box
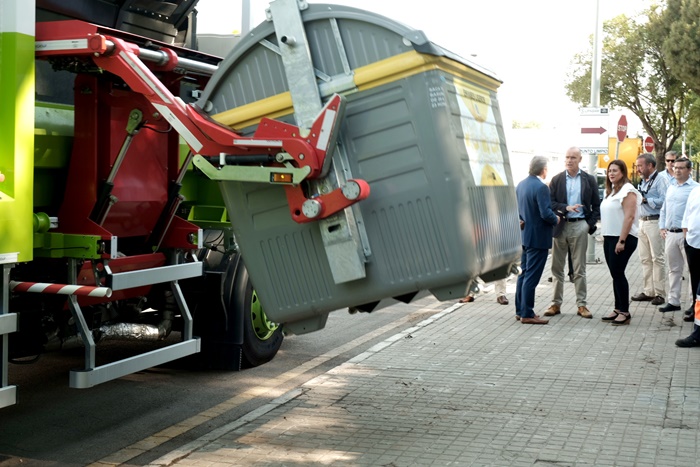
[659,157,698,312]
[631,153,670,305]
[661,150,678,184]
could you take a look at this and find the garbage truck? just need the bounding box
[0,0,522,409]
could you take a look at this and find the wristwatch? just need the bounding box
[619,239,626,244]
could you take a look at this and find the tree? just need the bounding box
[663,0,700,95]
[565,8,690,170]
[662,0,700,177]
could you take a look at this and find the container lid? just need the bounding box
[197,2,500,123]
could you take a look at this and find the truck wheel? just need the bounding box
[184,251,283,370]
[229,260,283,368]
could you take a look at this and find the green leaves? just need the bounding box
[566,5,689,158]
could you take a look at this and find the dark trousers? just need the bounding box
[684,241,700,338]
[515,246,548,318]
[684,240,700,304]
[603,235,639,313]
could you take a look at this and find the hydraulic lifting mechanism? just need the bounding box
[0,0,370,407]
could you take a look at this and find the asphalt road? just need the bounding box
[0,297,446,466]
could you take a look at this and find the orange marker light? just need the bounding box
[271,173,292,183]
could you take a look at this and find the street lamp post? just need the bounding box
[587,0,603,264]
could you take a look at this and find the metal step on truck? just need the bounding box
[0,0,522,409]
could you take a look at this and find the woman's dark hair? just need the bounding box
[605,159,631,196]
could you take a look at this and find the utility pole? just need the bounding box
[587,0,603,264]
[242,0,252,35]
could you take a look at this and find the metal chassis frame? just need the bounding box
[0,264,18,408]
[66,258,201,389]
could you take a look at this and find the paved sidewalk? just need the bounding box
[149,246,699,466]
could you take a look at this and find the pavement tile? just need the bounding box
[150,248,700,466]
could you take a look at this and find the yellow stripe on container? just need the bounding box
[211,51,501,130]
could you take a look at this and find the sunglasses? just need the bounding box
[666,159,676,162]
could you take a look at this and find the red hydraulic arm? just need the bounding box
[35,20,369,223]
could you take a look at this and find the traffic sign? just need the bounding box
[580,107,609,116]
[580,147,608,155]
[644,136,654,153]
[581,126,606,135]
[617,115,627,142]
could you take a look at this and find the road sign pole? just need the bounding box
[580,106,609,265]
[615,140,621,160]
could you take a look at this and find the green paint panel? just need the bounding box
[33,232,102,259]
[34,103,72,209]
[0,31,35,262]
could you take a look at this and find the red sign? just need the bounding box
[617,115,627,142]
[644,136,655,153]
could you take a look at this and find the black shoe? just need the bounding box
[631,293,653,302]
[658,303,681,313]
[601,311,620,321]
[675,335,700,348]
[650,296,665,306]
[684,308,695,322]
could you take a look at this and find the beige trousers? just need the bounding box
[550,220,589,307]
[638,219,666,297]
[472,278,507,296]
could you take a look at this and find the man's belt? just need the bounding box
[668,228,683,233]
[640,215,660,221]
[566,217,585,222]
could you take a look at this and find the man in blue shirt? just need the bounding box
[661,150,678,184]
[659,157,698,312]
[631,153,670,305]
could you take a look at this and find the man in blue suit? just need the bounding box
[515,156,560,324]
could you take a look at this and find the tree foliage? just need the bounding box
[663,0,700,95]
[565,7,689,168]
[662,0,700,162]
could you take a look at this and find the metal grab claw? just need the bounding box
[284,179,370,224]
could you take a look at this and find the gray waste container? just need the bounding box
[197,3,521,334]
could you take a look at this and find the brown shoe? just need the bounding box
[650,295,665,306]
[631,292,653,302]
[515,314,540,321]
[521,317,549,325]
[543,305,560,316]
[497,295,509,305]
[577,306,592,319]
[459,295,475,303]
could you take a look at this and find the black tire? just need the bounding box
[228,258,284,368]
[184,251,283,370]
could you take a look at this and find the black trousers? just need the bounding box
[603,235,639,313]
[684,240,700,302]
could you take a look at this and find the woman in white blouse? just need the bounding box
[600,159,642,325]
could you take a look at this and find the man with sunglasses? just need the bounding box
[631,153,670,306]
[662,150,678,183]
[659,157,697,313]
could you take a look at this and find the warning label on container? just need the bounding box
[454,78,508,186]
